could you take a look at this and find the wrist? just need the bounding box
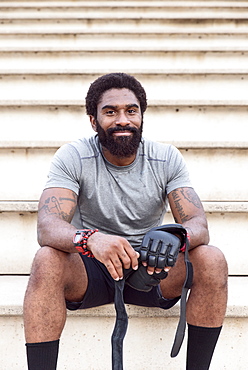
[180,232,190,253]
[73,229,98,258]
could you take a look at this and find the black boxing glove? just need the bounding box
[124,264,168,292]
[139,230,181,268]
[124,225,184,292]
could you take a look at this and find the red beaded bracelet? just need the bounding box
[73,229,98,258]
[180,232,190,253]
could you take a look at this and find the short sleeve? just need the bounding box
[166,145,192,194]
[44,143,82,195]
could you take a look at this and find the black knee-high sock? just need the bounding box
[186,324,222,370]
[26,339,59,370]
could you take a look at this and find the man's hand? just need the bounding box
[139,229,181,275]
[87,232,139,280]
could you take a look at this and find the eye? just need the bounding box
[127,109,136,114]
[105,110,115,115]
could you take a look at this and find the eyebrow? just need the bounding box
[101,103,139,110]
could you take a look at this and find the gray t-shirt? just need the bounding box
[45,136,192,247]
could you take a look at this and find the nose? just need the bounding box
[115,111,130,126]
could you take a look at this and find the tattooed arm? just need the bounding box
[168,187,209,249]
[37,187,79,253]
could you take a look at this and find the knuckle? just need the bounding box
[120,252,129,261]
[122,260,131,269]
[105,263,113,270]
[114,260,123,269]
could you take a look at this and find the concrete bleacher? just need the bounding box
[0,1,248,369]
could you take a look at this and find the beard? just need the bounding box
[96,120,143,158]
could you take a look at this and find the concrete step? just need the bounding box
[1,1,248,20]
[1,18,248,34]
[0,104,247,145]
[4,30,248,35]
[0,275,246,369]
[3,33,248,49]
[5,0,248,39]
[3,45,248,52]
[0,146,247,201]
[180,148,248,201]
[0,2,247,11]
[1,72,248,103]
[0,200,247,275]
[0,50,248,71]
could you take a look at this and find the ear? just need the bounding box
[90,115,97,132]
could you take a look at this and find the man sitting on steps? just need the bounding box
[23,72,228,370]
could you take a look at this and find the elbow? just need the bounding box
[199,221,210,246]
[37,229,44,247]
[37,225,48,247]
[204,228,210,245]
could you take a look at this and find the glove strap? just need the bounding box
[170,237,193,357]
[151,222,194,356]
[110,224,194,368]
[111,279,128,370]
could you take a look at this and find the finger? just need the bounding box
[147,266,155,275]
[105,262,121,281]
[140,248,148,262]
[104,257,123,281]
[124,245,139,271]
[147,254,156,267]
[155,267,163,274]
[130,251,140,271]
[157,255,166,269]
[119,251,132,270]
[155,266,171,274]
[150,238,160,253]
[113,257,125,279]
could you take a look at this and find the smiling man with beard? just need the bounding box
[96,119,142,159]
[23,73,228,370]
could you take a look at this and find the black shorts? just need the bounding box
[66,254,180,311]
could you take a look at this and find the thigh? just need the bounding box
[66,254,116,310]
[159,251,187,299]
[29,246,89,303]
[63,250,89,303]
[160,244,227,300]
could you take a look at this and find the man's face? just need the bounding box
[91,88,143,158]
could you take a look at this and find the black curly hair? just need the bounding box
[85,73,147,119]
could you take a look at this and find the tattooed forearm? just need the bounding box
[180,188,202,209]
[171,188,203,224]
[170,188,208,247]
[39,195,77,222]
[171,190,190,223]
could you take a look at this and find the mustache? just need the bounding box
[107,126,138,135]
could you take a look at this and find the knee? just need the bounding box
[30,246,69,283]
[189,245,228,287]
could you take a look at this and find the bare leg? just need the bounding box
[160,244,228,326]
[23,246,88,343]
[161,245,228,369]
